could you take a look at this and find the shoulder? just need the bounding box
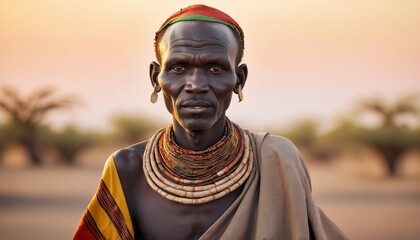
[112,140,148,172]
[250,132,312,188]
[249,132,299,157]
[262,133,296,147]
[113,140,148,160]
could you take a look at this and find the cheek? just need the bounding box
[162,92,175,114]
[159,75,181,113]
[221,92,233,108]
[159,74,181,98]
[212,78,236,98]
[212,80,235,110]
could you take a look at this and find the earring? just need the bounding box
[237,85,244,102]
[150,84,159,103]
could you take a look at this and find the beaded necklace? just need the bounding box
[143,119,254,204]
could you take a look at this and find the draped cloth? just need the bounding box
[199,132,348,240]
[73,132,347,240]
[73,156,134,240]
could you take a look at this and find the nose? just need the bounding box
[184,68,209,94]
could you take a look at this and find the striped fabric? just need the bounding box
[73,156,134,240]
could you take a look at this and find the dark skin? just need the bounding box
[151,21,247,151]
[114,21,248,240]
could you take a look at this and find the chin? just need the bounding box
[180,118,215,131]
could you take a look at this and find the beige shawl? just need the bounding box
[199,132,348,240]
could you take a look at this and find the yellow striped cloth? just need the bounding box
[73,155,134,240]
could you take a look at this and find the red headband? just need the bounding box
[155,4,244,43]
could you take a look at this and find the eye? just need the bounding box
[209,65,223,73]
[171,65,186,73]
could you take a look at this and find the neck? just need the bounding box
[172,117,226,151]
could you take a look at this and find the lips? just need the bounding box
[181,100,212,108]
[180,100,213,114]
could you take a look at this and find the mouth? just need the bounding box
[181,100,212,108]
[180,100,213,113]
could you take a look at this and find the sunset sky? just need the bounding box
[1,0,419,131]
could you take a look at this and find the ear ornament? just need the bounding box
[150,84,159,104]
[237,85,244,102]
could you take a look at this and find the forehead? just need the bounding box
[158,21,239,59]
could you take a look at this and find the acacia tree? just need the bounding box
[357,95,419,128]
[0,86,74,165]
[354,95,420,176]
[43,125,96,164]
[0,123,18,157]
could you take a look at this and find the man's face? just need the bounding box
[155,21,240,131]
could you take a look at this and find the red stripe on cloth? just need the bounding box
[84,210,107,240]
[73,212,100,240]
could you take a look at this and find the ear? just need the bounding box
[149,61,161,92]
[233,63,248,94]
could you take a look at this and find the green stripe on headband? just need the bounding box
[158,15,244,42]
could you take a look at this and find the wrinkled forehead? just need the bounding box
[158,21,239,54]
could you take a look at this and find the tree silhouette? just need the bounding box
[45,125,96,164]
[355,95,420,175]
[0,86,74,165]
[356,95,419,128]
[0,122,18,156]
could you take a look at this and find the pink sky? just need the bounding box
[1,0,419,131]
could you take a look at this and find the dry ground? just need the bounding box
[0,152,419,240]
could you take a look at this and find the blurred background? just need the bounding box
[0,0,419,239]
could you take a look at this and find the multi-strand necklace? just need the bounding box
[143,119,254,204]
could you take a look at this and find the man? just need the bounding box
[74,4,347,240]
